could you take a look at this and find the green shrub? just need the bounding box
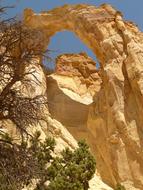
[0,131,96,190]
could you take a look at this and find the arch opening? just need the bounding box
[44,31,99,70]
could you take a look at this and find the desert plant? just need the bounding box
[0,131,96,190]
[0,4,51,138]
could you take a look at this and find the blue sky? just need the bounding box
[2,0,143,68]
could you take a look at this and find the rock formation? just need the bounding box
[1,3,143,190]
[47,53,101,128]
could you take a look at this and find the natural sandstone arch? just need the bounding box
[24,4,119,65]
[24,4,143,189]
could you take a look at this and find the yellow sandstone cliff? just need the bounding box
[1,3,143,190]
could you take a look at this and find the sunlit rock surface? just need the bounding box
[47,53,101,127]
[1,3,143,190]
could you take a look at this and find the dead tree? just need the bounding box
[0,6,50,137]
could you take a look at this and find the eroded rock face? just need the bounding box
[47,53,101,129]
[22,3,143,190]
[55,52,101,96]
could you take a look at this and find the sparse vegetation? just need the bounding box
[0,5,50,135]
[0,131,96,190]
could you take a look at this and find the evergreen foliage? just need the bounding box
[0,131,96,190]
